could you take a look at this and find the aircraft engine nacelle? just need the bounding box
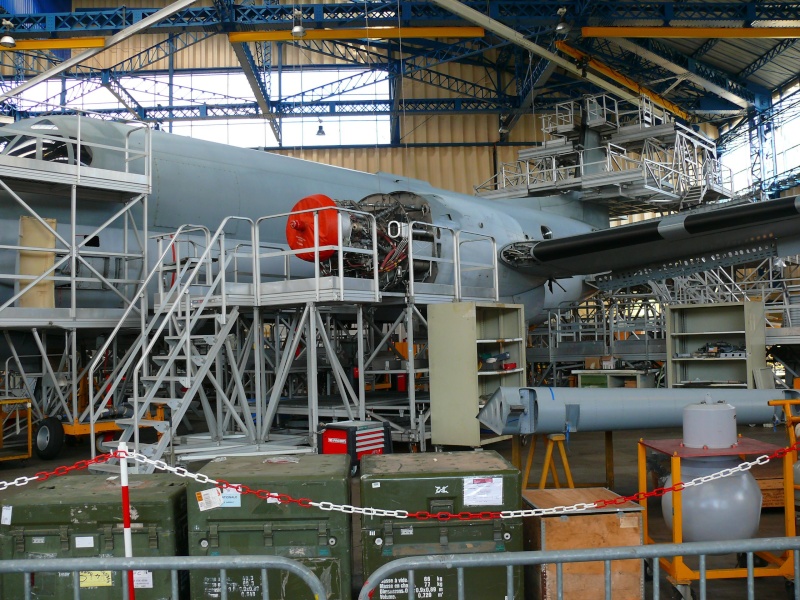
[285,191,437,293]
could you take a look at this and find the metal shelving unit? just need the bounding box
[428,301,526,447]
[666,301,766,389]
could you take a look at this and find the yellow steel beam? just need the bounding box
[1,37,106,51]
[229,26,484,43]
[556,41,691,121]
[582,26,800,39]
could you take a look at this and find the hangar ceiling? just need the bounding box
[0,0,798,193]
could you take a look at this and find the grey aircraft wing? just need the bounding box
[500,195,800,288]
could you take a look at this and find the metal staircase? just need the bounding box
[90,218,258,473]
[784,285,800,327]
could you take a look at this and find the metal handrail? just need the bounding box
[406,220,457,299]
[84,224,211,454]
[455,230,498,301]
[254,205,380,302]
[129,217,255,451]
[359,536,800,600]
[0,554,327,600]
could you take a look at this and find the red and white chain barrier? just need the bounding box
[1,441,798,521]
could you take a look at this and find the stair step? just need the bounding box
[165,335,216,343]
[116,418,170,431]
[141,375,192,383]
[151,355,207,365]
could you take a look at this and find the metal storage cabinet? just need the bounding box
[0,474,187,599]
[429,302,526,447]
[186,454,351,600]
[361,451,523,600]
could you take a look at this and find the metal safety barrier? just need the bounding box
[0,554,327,600]
[359,536,800,600]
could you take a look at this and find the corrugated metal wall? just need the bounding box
[273,113,540,196]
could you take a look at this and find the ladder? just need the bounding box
[90,219,257,473]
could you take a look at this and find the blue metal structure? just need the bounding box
[0,1,797,193]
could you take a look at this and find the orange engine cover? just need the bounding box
[286,194,340,262]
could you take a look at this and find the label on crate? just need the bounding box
[463,476,503,506]
[196,488,223,511]
[79,571,113,588]
[75,536,95,549]
[221,489,242,508]
[378,575,444,599]
[1,505,11,525]
[133,570,153,589]
[620,516,639,529]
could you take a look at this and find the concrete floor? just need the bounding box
[0,423,796,600]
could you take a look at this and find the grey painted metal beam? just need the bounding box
[100,71,144,120]
[428,0,638,103]
[0,0,199,103]
[611,37,764,109]
[231,41,281,143]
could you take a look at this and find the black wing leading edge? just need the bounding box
[501,196,800,289]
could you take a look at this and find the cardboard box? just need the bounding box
[584,357,601,370]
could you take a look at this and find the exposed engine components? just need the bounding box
[284,191,437,292]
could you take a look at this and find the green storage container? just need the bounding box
[360,451,523,600]
[0,473,187,599]
[186,454,351,600]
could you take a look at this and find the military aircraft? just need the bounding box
[1,114,797,330]
[2,114,800,460]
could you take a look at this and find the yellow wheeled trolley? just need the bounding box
[0,398,32,461]
[637,435,795,597]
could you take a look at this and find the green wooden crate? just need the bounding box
[0,473,187,599]
[186,454,351,600]
[360,451,523,600]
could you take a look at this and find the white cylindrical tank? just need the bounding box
[662,401,762,542]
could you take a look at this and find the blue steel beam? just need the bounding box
[26,97,514,121]
[583,2,800,23]
[291,39,509,104]
[4,1,793,130]
[3,3,800,39]
[500,43,558,139]
[692,39,720,59]
[579,37,743,111]
[717,88,800,153]
[100,71,145,119]
[300,38,506,80]
[230,41,281,141]
[0,2,568,38]
[22,32,215,109]
[215,0,281,141]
